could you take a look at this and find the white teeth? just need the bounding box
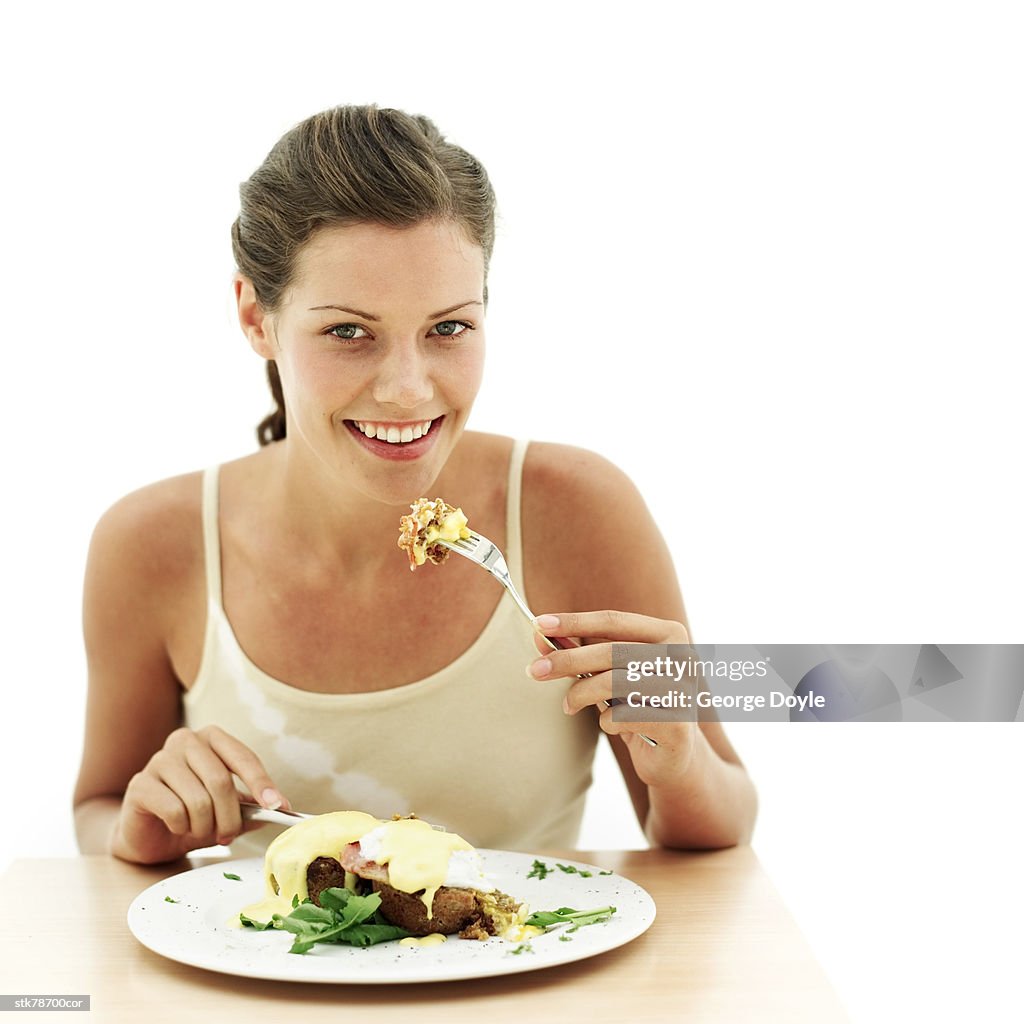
[353,419,436,444]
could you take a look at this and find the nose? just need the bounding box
[371,338,435,410]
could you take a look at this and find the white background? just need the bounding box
[2,2,1022,1021]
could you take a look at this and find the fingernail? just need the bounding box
[261,788,283,810]
[528,658,551,679]
[534,615,560,631]
[562,695,571,715]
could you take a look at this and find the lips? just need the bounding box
[344,416,444,461]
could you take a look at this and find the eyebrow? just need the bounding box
[308,300,483,321]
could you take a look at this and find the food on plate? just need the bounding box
[397,497,470,570]
[240,811,526,943]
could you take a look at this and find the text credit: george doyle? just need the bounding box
[610,645,1024,722]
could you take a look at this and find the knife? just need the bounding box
[240,802,313,827]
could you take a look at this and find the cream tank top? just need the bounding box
[184,439,601,855]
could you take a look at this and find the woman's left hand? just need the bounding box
[527,610,699,786]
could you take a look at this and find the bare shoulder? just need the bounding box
[84,471,208,643]
[522,441,639,513]
[521,442,688,625]
[88,472,204,585]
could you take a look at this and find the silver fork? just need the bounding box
[439,530,657,747]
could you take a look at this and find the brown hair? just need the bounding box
[230,105,497,446]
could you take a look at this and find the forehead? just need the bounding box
[288,220,484,307]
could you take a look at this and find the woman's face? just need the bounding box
[251,219,486,505]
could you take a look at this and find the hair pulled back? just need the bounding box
[231,105,496,445]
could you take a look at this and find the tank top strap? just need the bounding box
[504,438,529,590]
[201,465,223,607]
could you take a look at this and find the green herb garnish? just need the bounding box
[525,906,617,932]
[556,863,593,878]
[241,887,410,954]
[526,859,551,880]
[164,896,179,903]
[223,872,242,881]
[509,942,534,955]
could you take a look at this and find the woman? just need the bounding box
[73,105,757,864]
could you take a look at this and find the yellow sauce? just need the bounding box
[240,810,381,923]
[503,924,543,943]
[371,817,472,916]
[423,507,469,550]
[398,933,448,948]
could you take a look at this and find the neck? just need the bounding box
[258,437,462,572]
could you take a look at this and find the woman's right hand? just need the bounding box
[110,725,290,864]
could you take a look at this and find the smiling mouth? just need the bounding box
[346,417,443,446]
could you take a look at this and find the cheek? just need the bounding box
[279,351,362,417]
[451,340,486,400]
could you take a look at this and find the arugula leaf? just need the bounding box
[334,922,410,947]
[284,903,335,927]
[253,888,411,954]
[239,913,274,931]
[525,905,617,931]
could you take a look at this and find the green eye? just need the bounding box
[328,324,367,340]
[433,321,469,337]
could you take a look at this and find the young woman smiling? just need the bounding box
[73,105,757,865]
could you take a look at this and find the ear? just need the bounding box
[234,274,277,359]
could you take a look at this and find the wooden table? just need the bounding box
[0,848,848,1022]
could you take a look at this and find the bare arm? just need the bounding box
[73,480,288,863]
[523,443,758,849]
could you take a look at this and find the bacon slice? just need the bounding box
[339,841,390,883]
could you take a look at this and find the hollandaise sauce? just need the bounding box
[356,817,474,916]
[398,934,448,948]
[240,810,381,923]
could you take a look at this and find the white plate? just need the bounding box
[127,851,656,984]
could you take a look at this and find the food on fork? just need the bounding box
[397,497,470,570]
[240,811,526,941]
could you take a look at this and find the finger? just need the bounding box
[563,672,615,715]
[534,611,689,645]
[599,704,626,736]
[123,771,193,838]
[527,641,614,681]
[182,738,251,844]
[531,631,579,656]
[199,726,288,811]
[150,749,217,841]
